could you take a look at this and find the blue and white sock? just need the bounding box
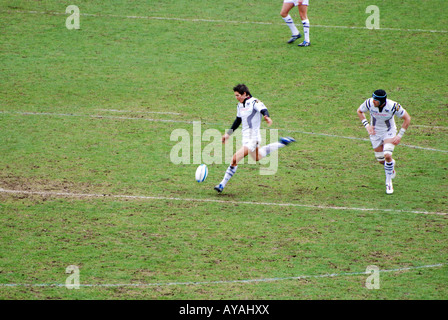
[220,165,237,188]
[302,19,310,42]
[384,160,394,181]
[283,15,300,36]
[258,142,285,158]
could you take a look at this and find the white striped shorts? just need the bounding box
[284,0,309,6]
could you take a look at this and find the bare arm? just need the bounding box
[401,111,411,130]
[391,111,411,145]
[264,115,273,126]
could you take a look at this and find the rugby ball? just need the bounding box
[195,164,208,183]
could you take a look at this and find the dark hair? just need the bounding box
[233,84,251,97]
[372,89,387,105]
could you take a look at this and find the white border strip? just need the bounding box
[280,128,448,153]
[1,188,447,216]
[413,125,448,130]
[96,109,181,115]
[0,263,444,288]
[0,111,193,124]
[2,110,447,153]
[2,10,447,33]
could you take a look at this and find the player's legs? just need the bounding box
[383,138,396,177]
[280,1,295,18]
[371,135,394,194]
[298,2,310,46]
[298,2,308,20]
[250,145,272,162]
[374,143,395,177]
[215,137,296,192]
[382,138,396,194]
[231,146,249,167]
[281,1,301,43]
[373,144,385,165]
[215,146,248,193]
[383,138,395,163]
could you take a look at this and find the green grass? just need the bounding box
[0,0,447,300]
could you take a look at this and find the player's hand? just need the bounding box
[391,135,402,145]
[222,133,230,143]
[264,116,273,126]
[366,124,375,136]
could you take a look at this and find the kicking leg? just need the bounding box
[254,137,296,161]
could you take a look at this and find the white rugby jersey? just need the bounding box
[359,98,407,133]
[236,97,268,141]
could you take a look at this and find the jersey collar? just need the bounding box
[242,96,252,106]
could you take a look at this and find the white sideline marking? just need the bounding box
[2,10,447,33]
[96,109,181,115]
[0,188,447,216]
[280,128,448,153]
[0,263,444,288]
[413,125,448,130]
[1,110,447,153]
[0,111,193,124]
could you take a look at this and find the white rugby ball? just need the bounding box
[195,164,208,183]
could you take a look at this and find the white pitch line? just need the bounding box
[2,10,447,33]
[0,111,193,124]
[96,109,181,115]
[413,125,448,130]
[280,128,448,153]
[0,188,447,216]
[2,110,447,153]
[0,263,444,288]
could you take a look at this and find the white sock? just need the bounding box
[220,165,237,188]
[283,15,300,36]
[384,160,394,181]
[302,19,310,42]
[258,142,285,159]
